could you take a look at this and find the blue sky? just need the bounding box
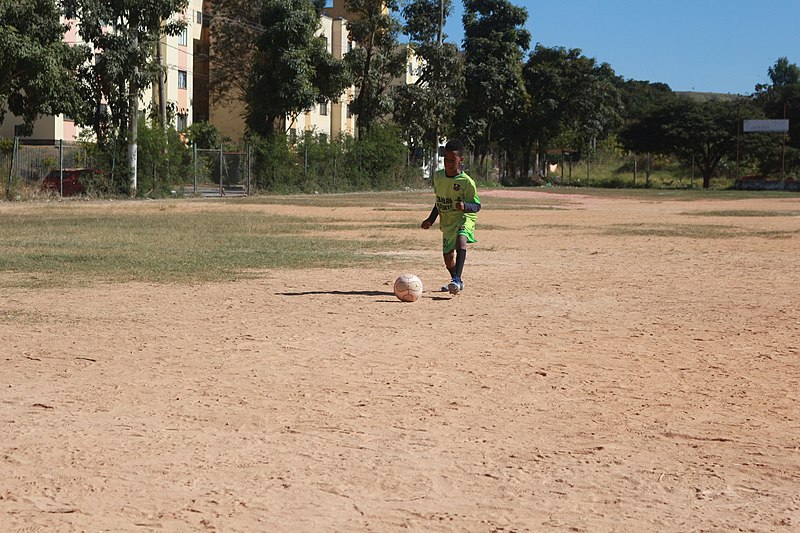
[441,0,799,95]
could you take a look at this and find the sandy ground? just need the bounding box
[1,190,799,532]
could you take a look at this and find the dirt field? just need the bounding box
[1,190,799,532]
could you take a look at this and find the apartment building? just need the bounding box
[0,1,204,142]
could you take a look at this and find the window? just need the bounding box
[346,105,353,119]
[289,128,297,143]
[179,27,188,46]
[347,41,353,53]
[196,11,202,24]
[320,101,328,116]
[177,113,188,131]
[178,70,187,89]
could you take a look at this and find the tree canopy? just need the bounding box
[393,0,463,169]
[505,45,622,181]
[0,0,86,134]
[619,96,746,188]
[62,0,188,147]
[460,0,530,159]
[243,0,352,137]
[344,0,407,136]
[753,57,800,176]
[767,57,800,87]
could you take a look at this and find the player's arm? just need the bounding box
[455,187,480,212]
[456,200,481,213]
[421,205,439,229]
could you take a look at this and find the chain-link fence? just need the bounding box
[188,146,252,197]
[3,139,94,197]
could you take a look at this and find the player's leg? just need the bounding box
[447,235,467,294]
[448,218,476,294]
[440,232,457,291]
[453,234,468,279]
[440,249,456,291]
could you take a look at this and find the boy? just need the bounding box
[420,139,481,295]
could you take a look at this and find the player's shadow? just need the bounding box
[278,290,394,297]
[278,290,451,301]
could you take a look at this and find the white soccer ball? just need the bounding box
[393,274,423,302]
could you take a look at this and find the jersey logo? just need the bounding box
[453,183,461,191]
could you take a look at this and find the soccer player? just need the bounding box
[420,138,481,295]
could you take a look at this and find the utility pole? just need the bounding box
[156,25,169,186]
[126,10,141,197]
[782,102,788,181]
[128,31,139,197]
[157,29,167,129]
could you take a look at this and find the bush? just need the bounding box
[250,126,423,194]
[185,121,223,150]
[136,117,192,197]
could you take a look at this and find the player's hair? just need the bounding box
[444,138,464,155]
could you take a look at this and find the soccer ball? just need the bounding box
[393,274,423,302]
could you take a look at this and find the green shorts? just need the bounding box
[442,220,476,253]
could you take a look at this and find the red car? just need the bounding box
[41,168,98,196]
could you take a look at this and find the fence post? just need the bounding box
[58,139,64,197]
[219,144,223,196]
[586,150,590,186]
[246,144,251,196]
[193,143,197,195]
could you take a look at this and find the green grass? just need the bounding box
[688,209,800,217]
[605,223,795,239]
[237,191,433,208]
[0,203,417,288]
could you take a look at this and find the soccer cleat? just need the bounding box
[447,277,464,295]
[441,279,465,292]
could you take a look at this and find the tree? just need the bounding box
[753,57,800,177]
[0,0,86,134]
[767,56,800,87]
[514,45,622,181]
[209,0,352,138]
[208,0,260,103]
[460,0,530,164]
[244,0,352,137]
[62,0,188,196]
[394,0,463,172]
[619,96,742,188]
[343,0,407,136]
[616,79,676,123]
